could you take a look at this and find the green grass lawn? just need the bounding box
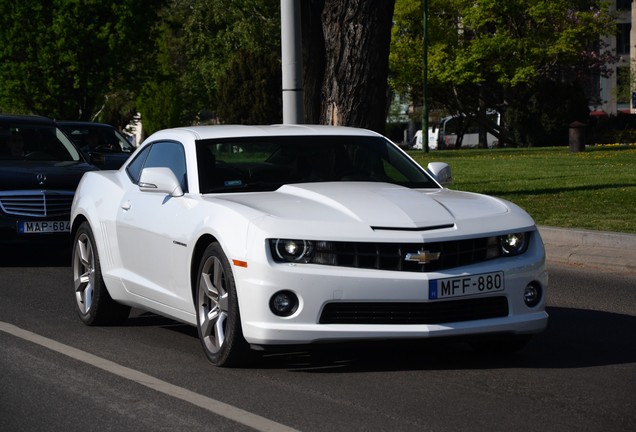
[407,144,636,234]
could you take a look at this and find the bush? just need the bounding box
[503,80,589,147]
[589,113,636,144]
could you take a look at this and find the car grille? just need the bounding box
[319,296,509,324]
[0,190,74,217]
[310,236,504,273]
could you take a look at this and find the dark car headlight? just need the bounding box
[270,239,315,263]
[486,232,530,258]
[500,232,528,255]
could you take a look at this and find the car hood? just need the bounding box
[214,182,535,235]
[0,161,96,191]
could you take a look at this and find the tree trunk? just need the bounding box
[302,0,395,133]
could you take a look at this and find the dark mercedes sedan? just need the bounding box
[0,114,97,248]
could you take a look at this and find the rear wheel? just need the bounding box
[195,242,251,367]
[72,222,130,325]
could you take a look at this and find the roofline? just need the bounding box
[146,124,383,141]
[0,114,56,125]
[57,121,114,127]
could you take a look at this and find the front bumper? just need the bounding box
[234,235,548,345]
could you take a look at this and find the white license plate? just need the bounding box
[18,221,70,234]
[429,271,504,300]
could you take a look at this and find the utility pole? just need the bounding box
[422,0,429,152]
[281,0,304,124]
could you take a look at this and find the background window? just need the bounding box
[617,0,631,11]
[617,23,631,55]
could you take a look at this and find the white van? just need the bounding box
[413,112,500,150]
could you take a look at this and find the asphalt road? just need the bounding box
[1,247,635,432]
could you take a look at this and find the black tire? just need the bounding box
[72,222,130,326]
[195,242,251,367]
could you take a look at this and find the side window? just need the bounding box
[126,145,151,184]
[143,141,188,192]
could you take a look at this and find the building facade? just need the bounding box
[592,0,632,115]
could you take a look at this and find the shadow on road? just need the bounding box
[127,305,636,372]
[1,245,71,267]
[252,306,636,372]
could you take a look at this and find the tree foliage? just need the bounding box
[142,0,397,133]
[193,0,281,124]
[0,0,396,134]
[0,0,617,144]
[136,0,281,134]
[141,0,395,133]
[390,0,618,146]
[0,0,159,123]
[216,50,282,124]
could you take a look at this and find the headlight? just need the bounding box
[500,232,529,256]
[270,239,315,263]
[486,232,530,259]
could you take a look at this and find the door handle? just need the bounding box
[121,201,131,211]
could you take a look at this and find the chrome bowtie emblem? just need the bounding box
[36,173,46,185]
[405,249,441,264]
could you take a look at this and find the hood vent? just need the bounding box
[371,224,455,232]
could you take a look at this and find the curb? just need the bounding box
[538,226,636,275]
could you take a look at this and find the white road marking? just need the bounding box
[0,321,300,432]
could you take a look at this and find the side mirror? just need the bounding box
[139,167,184,197]
[88,151,105,167]
[427,162,453,186]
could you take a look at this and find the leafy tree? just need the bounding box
[135,1,193,135]
[137,0,281,133]
[0,0,159,122]
[145,0,395,132]
[506,81,590,147]
[390,0,618,146]
[137,80,184,136]
[217,50,282,124]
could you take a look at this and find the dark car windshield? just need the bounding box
[0,124,82,162]
[59,124,135,154]
[196,135,439,193]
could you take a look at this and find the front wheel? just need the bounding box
[195,242,251,367]
[72,222,130,325]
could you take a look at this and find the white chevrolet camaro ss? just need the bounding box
[70,124,548,367]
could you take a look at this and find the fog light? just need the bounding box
[269,290,299,317]
[523,282,542,307]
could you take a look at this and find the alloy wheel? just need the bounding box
[198,255,229,354]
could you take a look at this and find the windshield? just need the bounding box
[0,124,82,162]
[59,124,135,154]
[196,135,439,193]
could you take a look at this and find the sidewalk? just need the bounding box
[538,226,636,275]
